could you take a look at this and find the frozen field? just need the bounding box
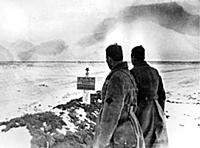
[0,61,200,148]
[0,62,109,121]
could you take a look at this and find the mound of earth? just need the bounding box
[0,91,102,148]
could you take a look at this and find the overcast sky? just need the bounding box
[0,0,198,43]
[0,0,199,61]
[0,0,135,43]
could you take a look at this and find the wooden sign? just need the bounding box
[77,77,95,90]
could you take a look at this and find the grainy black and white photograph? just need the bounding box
[0,0,199,148]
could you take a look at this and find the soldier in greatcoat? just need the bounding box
[130,45,168,148]
[92,44,145,148]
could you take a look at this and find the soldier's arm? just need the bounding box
[98,73,125,146]
[158,75,166,111]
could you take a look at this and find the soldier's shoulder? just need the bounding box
[130,67,140,75]
[149,66,159,74]
[111,70,130,80]
[112,70,126,78]
[130,68,136,73]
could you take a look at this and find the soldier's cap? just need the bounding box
[131,45,145,60]
[106,43,123,61]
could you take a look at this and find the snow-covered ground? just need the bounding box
[0,62,108,121]
[0,62,199,148]
[0,126,31,148]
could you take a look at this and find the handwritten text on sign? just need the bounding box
[77,77,95,90]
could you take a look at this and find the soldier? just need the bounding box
[92,44,145,148]
[130,45,168,148]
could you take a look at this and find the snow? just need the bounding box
[76,108,87,121]
[166,103,200,148]
[0,127,31,148]
[0,62,199,148]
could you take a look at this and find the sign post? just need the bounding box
[77,67,95,104]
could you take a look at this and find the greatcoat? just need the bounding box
[93,62,145,148]
[130,61,168,148]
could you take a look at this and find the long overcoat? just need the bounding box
[93,62,145,148]
[130,61,168,148]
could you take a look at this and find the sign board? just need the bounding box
[77,77,95,90]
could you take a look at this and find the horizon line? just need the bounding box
[0,60,200,63]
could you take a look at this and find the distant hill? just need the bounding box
[29,40,74,61]
[77,2,199,61]
[120,2,199,36]
[0,45,13,61]
[9,40,34,61]
[33,40,68,55]
[6,40,74,61]
[78,2,199,46]
[11,40,34,52]
[78,20,200,61]
[133,21,200,61]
